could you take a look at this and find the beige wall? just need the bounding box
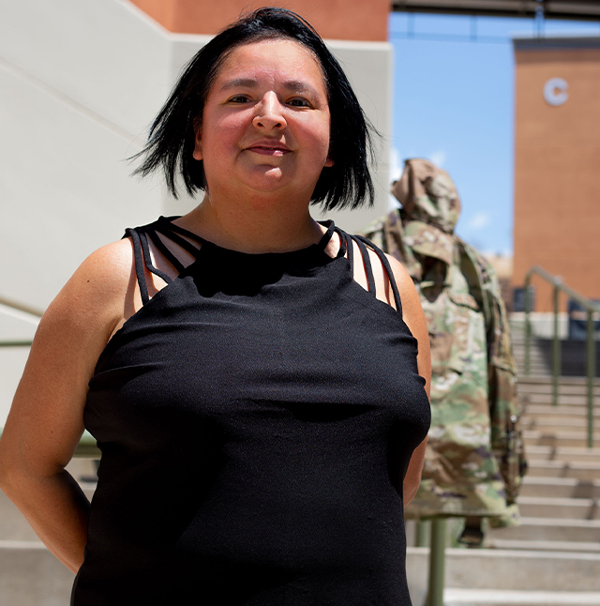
[128,0,390,40]
[512,38,600,312]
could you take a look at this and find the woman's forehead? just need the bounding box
[212,38,326,90]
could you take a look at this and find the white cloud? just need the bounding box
[428,150,447,167]
[466,212,491,230]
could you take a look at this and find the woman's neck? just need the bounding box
[176,192,325,254]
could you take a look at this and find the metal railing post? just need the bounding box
[426,518,447,606]
[524,265,600,451]
[415,519,430,547]
[587,310,596,449]
[553,283,561,407]
[524,275,532,376]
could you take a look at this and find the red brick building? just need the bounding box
[512,36,600,311]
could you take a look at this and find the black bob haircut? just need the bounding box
[134,7,376,211]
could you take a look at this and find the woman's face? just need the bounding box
[193,38,334,200]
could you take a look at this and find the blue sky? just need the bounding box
[387,13,600,256]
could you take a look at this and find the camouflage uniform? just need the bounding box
[363,159,526,528]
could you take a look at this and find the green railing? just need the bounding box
[524,265,599,448]
[0,297,100,458]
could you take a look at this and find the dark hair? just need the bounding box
[134,7,375,211]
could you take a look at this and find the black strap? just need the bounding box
[155,218,205,257]
[316,220,336,252]
[352,236,375,293]
[138,231,173,286]
[124,217,208,305]
[146,228,187,275]
[343,234,403,315]
[355,235,402,314]
[337,229,352,264]
[126,228,150,305]
[125,228,175,306]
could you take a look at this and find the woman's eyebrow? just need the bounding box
[219,78,318,95]
[220,78,257,91]
[283,81,319,96]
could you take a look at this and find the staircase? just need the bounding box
[409,319,600,606]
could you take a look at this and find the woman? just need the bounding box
[0,8,430,605]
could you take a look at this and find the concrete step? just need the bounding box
[2,543,600,604]
[555,447,600,463]
[520,476,600,499]
[511,340,600,377]
[527,460,600,480]
[485,538,600,552]
[523,405,600,421]
[0,541,74,605]
[517,377,600,396]
[515,366,554,376]
[524,445,554,460]
[405,548,600,594]
[522,396,600,408]
[516,496,598,519]
[524,429,600,448]
[525,445,600,463]
[443,588,600,606]
[524,417,593,430]
[487,517,600,543]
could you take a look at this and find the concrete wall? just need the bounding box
[0,0,392,424]
[512,36,600,312]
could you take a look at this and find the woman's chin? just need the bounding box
[242,167,290,193]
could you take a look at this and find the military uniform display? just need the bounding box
[363,159,526,528]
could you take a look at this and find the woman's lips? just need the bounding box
[246,144,291,156]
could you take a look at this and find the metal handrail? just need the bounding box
[524,265,600,448]
[0,295,44,318]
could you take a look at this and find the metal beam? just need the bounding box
[392,0,600,21]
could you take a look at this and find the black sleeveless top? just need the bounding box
[72,216,430,606]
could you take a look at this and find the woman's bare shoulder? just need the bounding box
[384,254,420,314]
[42,238,138,351]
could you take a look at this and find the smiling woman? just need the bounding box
[192,39,334,214]
[0,7,431,606]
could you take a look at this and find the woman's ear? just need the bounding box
[192,130,203,161]
[324,156,334,167]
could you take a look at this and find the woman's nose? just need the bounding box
[252,93,287,130]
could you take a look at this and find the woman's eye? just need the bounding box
[287,98,311,108]
[228,95,251,104]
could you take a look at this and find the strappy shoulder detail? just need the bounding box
[336,229,403,314]
[126,217,341,306]
[124,216,205,305]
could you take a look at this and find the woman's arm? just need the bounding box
[0,239,136,572]
[387,255,431,507]
[347,240,431,507]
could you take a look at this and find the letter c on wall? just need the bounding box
[543,78,568,106]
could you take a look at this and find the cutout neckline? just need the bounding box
[155,215,340,259]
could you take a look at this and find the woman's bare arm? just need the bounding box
[387,255,431,507]
[347,241,431,507]
[0,239,136,572]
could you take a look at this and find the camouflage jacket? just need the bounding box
[362,159,526,527]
